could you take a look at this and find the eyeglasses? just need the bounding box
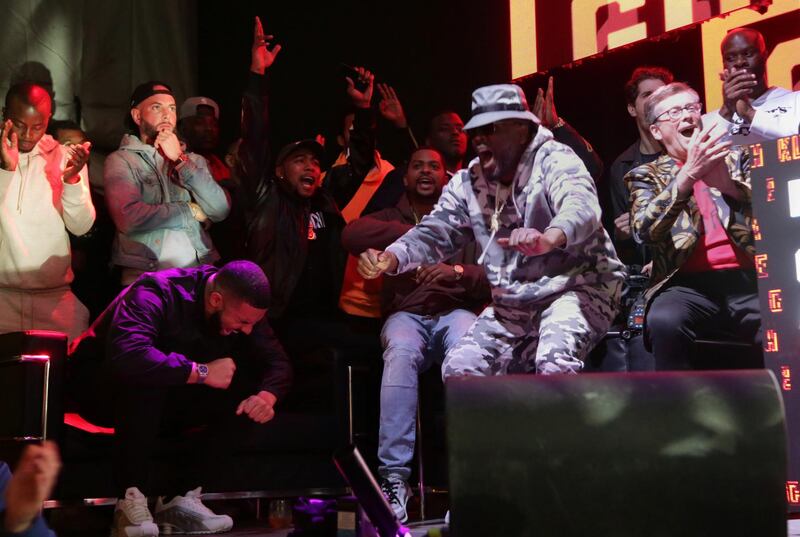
[652,102,703,124]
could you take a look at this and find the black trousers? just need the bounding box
[645,269,762,370]
[70,359,264,498]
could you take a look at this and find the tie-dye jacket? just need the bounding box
[385,127,625,311]
[624,147,754,304]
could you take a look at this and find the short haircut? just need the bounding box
[409,145,445,163]
[47,119,82,137]
[644,82,699,126]
[624,67,674,105]
[214,260,271,309]
[5,82,51,110]
[427,110,463,137]
[722,27,766,55]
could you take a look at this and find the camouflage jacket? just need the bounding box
[624,147,754,303]
[385,127,625,310]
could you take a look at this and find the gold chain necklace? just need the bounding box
[491,182,510,234]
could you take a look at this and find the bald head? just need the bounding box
[722,27,766,56]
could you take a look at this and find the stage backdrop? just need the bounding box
[510,0,800,113]
[751,135,800,511]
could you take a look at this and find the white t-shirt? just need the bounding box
[704,86,800,146]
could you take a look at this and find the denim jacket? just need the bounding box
[104,134,230,271]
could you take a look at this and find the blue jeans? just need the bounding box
[377,309,477,480]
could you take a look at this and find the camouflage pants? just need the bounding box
[442,281,620,377]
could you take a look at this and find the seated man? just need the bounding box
[104,81,230,286]
[0,83,94,340]
[625,82,760,370]
[359,84,624,377]
[342,147,490,522]
[0,442,60,537]
[68,261,291,536]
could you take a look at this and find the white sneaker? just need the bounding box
[154,487,233,534]
[111,487,159,537]
[380,478,412,523]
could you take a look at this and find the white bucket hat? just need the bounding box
[463,83,540,131]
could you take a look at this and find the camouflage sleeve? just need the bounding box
[385,173,474,274]
[541,142,602,246]
[625,162,689,244]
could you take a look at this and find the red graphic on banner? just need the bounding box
[778,135,800,164]
[755,254,768,278]
[765,330,779,353]
[752,218,761,241]
[788,481,800,504]
[782,366,793,391]
[766,178,776,202]
[750,143,764,169]
[769,289,783,313]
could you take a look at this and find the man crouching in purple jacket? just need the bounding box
[68,260,291,537]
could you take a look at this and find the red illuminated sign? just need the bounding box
[765,330,780,353]
[788,481,800,504]
[782,366,793,391]
[778,136,800,164]
[750,144,765,169]
[769,289,784,313]
[755,254,769,278]
[752,218,761,241]
[766,179,776,202]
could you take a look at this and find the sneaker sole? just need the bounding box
[159,522,232,535]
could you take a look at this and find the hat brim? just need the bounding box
[275,139,325,166]
[463,110,540,131]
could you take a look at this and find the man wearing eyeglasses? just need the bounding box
[625,82,761,370]
[357,83,624,377]
[704,27,800,146]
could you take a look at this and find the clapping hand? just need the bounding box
[62,141,91,183]
[1,120,19,172]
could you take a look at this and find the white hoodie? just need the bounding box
[0,134,95,289]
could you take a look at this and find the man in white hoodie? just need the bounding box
[0,83,94,341]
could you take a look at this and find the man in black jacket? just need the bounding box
[239,17,381,356]
[69,260,291,537]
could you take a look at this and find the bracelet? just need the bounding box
[552,117,565,129]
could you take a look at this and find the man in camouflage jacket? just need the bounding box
[358,84,625,376]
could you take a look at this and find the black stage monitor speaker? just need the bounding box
[446,371,786,537]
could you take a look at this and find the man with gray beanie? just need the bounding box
[358,83,624,377]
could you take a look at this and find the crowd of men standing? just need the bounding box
[0,16,798,536]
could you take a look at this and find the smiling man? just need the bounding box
[357,84,624,378]
[104,81,230,286]
[68,260,291,537]
[342,146,490,521]
[0,82,94,340]
[625,82,761,370]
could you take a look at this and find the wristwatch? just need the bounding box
[453,264,465,281]
[196,363,209,384]
[175,152,190,170]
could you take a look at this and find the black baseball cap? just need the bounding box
[275,139,324,166]
[129,81,174,108]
